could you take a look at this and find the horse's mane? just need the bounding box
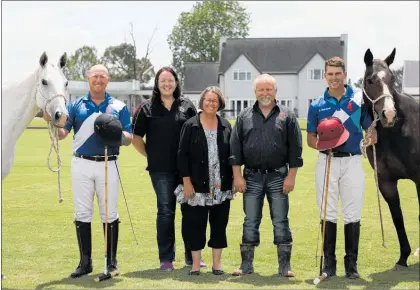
[2,69,39,103]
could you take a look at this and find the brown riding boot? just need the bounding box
[232,244,255,276]
[277,243,295,277]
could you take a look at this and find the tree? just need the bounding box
[353,67,403,91]
[101,23,157,82]
[102,43,137,81]
[64,46,100,80]
[167,0,250,82]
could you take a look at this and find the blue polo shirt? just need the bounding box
[307,85,372,154]
[64,92,132,156]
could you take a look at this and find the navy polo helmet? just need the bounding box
[94,113,123,147]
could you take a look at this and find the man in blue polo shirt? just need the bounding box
[58,64,132,278]
[307,57,377,280]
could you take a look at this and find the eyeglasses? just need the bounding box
[159,79,176,84]
[204,99,219,104]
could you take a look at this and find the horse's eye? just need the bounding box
[41,79,48,86]
[65,81,69,87]
[367,78,373,85]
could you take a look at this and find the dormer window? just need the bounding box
[233,69,252,81]
[307,69,324,80]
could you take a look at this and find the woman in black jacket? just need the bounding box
[175,86,234,275]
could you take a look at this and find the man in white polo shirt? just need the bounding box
[58,64,132,278]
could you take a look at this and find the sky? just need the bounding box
[1,1,419,88]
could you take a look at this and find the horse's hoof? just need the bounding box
[393,264,408,271]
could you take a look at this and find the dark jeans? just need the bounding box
[242,168,293,246]
[149,172,189,262]
[181,199,231,251]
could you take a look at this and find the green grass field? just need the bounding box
[2,124,419,289]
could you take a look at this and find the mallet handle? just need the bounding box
[319,150,332,276]
[104,147,108,274]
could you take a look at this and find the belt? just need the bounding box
[320,151,360,157]
[74,153,118,162]
[244,165,287,174]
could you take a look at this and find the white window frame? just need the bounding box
[233,69,252,81]
[307,68,324,81]
[307,98,315,115]
[279,99,294,109]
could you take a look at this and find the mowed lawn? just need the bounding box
[2,121,419,289]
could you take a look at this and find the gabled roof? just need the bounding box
[219,36,344,74]
[183,63,219,93]
[403,60,419,88]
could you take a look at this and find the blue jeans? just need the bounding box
[149,172,186,262]
[242,168,293,246]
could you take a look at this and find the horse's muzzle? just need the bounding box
[380,110,397,128]
[54,112,68,128]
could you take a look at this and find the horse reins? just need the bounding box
[36,83,68,203]
[360,87,387,248]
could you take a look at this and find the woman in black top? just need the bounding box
[175,86,234,275]
[131,67,206,270]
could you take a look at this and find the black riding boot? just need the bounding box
[70,221,93,278]
[344,221,361,279]
[103,219,120,275]
[321,221,337,277]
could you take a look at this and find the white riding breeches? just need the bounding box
[71,156,120,223]
[315,152,366,224]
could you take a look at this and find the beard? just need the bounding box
[259,96,272,106]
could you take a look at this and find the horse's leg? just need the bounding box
[379,179,411,267]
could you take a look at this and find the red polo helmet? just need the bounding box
[316,116,350,150]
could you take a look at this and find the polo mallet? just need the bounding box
[98,146,112,282]
[314,149,332,285]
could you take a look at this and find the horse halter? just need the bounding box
[362,87,395,120]
[35,83,68,128]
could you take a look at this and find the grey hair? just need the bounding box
[253,73,277,91]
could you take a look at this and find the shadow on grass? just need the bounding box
[365,261,420,290]
[302,261,420,289]
[124,266,300,287]
[303,276,370,289]
[34,272,122,289]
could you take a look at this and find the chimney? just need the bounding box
[219,36,227,62]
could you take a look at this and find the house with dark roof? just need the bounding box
[183,63,219,108]
[183,34,348,118]
[402,60,419,101]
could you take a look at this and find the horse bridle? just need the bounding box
[362,85,396,121]
[35,83,69,128]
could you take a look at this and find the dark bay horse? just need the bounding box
[362,48,420,269]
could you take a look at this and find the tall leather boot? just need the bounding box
[70,221,93,278]
[321,221,337,277]
[277,243,295,277]
[344,221,361,279]
[232,244,255,276]
[103,219,120,276]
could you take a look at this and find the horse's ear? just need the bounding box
[364,49,373,66]
[39,52,48,67]
[385,48,396,67]
[59,52,67,68]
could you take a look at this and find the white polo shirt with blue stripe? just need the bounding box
[307,85,373,154]
[64,92,132,156]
